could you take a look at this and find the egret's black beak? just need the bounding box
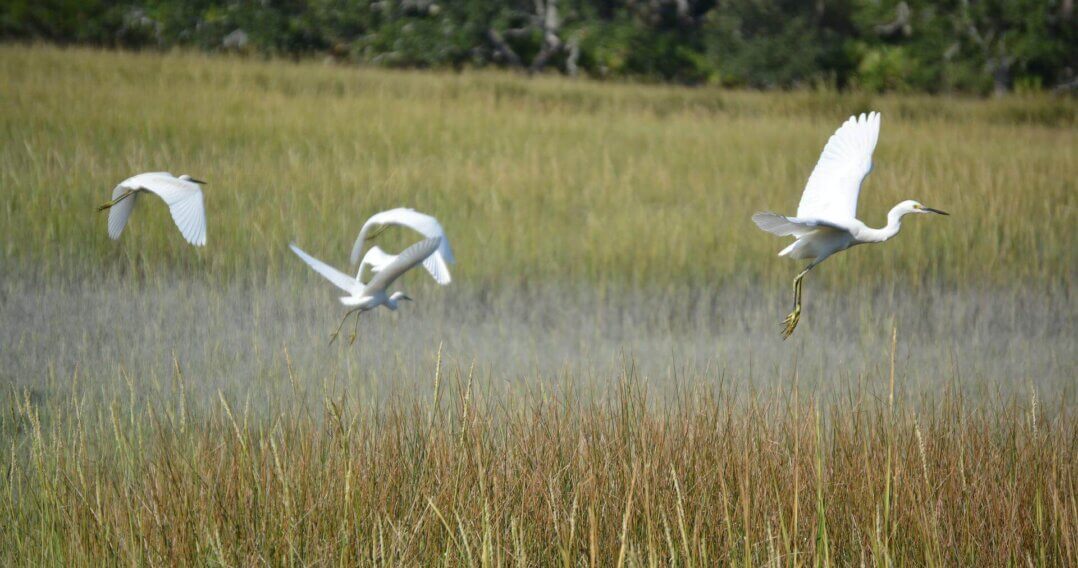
[402,295,413,302]
[923,207,949,216]
[190,178,207,185]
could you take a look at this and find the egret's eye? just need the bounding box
[913,203,923,210]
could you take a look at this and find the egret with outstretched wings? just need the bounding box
[98,172,208,246]
[752,112,948,339]
[349,208,454,285]
[291,236,443,343]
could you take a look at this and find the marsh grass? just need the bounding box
[2,277,1073,401]
[1,45,1075,565]
[1,45,1074,287]
[1,348,1074,565]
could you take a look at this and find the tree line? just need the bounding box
[3,0,1075,95]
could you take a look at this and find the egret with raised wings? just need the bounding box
[349,208,454,285]
[291,236,443,343]
[752,112,948,339]
[98,172,207,246]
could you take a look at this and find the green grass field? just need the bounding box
[1,45,1075,565]
[2,44,1074,286]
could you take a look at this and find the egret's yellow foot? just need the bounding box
[781,306,801,339]
[97,190,134,211]
[781,271,806,339]
[367,224,389,241]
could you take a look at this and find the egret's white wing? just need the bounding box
[796,112,881,222]
[106,183,140,240]
[365,237,442,293]
[420,254,452,285]
[356,245,396,284]
[129,172,207,246]
[290,243,363,296]
[349,208,454,285]
[360,245,451,286]
[358,245,397,274]
[752,212,852,238]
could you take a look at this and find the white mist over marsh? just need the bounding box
[4,274,1071,406]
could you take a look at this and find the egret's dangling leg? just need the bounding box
[330,307,364,344]
[781,261,819,340]
[353,225,389,270]
[366,224,390,241]
[348,307,368,345]
[97,189,136,212]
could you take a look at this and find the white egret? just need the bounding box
[349,208,454,285]
[752,112,948,339]
[98,172,207,246]
[290,236,443,343]
[355,245,402,280]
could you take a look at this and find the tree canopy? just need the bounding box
[3,0,1074,95]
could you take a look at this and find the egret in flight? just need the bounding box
[752,112,948,339]
[290,236,443,343]
[349,208,454,285]
[98,172,207,246]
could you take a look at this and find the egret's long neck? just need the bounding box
[386,298,399,310]
[861,205,909,243]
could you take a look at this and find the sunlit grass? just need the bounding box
[1,44,1073,288]
[2,351,1074,565]
[1,45,1074,565]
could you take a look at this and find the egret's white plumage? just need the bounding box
[797,112,880,222]
[289,242,364,297]
[291,236,444,343]
[101,172,207,246]
[361,237,442,298]
[357,245,398,279]
[349,208,454,285]
[752,112,948,339]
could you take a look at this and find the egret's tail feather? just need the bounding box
[753,212,801,237]
[778,241,798,257]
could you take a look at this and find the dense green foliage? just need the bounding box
[3,1,1075,94]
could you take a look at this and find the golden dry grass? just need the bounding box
[2,353,1075,565]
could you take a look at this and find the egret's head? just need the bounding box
[178,174,207,185]
[389,291,413,303]
[900,200,948,216]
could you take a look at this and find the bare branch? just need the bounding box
[530,0,563,73]
[875,1,912,37]
[565,34,581,78]
[486,29,523,68]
